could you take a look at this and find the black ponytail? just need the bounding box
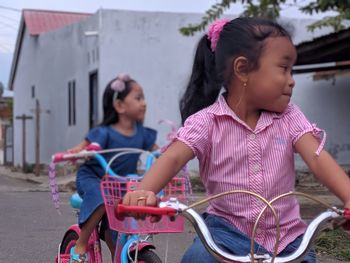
[179,35,222,124]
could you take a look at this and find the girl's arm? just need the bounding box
[295,133,350,208]
[123,140,194,206]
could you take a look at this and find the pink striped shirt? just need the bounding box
[176,95,325,253]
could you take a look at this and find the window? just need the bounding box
[68,80,76,126]
[89,71,98,128]
[31,85,35,98]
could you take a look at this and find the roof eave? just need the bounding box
[295,28,350,66]
[8,13,25,91]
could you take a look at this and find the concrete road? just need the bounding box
[0,174,347,263]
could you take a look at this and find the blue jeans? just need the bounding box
[181,213,316,263]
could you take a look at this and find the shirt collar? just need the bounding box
[208,94,291,132]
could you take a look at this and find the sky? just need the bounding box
[0,0,336,87]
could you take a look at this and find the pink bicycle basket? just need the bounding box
[101,176,186,234]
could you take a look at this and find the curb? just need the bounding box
[0,165,76,192]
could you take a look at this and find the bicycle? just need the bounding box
[111,187,350,263]
[51,146,187,263]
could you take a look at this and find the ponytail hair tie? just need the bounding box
[111,73,131,101]
[207,18,230,52]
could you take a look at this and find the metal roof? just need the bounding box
[294,27,350,73]
[23,9,92,35]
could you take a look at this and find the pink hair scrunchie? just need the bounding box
[111,73,131,101]
[207,18,230,52]
[111,73,131,92]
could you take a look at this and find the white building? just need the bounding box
[8,9,350,169]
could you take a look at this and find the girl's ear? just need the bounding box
[232,56,249,83]
[113,100,125,114]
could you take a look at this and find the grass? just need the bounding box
[189,175,205,192]
[315,228,350,261]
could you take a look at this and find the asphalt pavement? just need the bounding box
[0,165,348,262]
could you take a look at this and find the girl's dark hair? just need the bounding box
[100,77,136,126]
[179,17,291,123]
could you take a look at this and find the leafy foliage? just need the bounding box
[180,0,350,36]
[180,0,234,36]
[315,228,350,261]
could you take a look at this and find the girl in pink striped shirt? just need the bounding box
[123,17,350,262]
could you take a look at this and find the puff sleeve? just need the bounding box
[176,111,212,159]
[286,104,326,156]
[85,126,109,149]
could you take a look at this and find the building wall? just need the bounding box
[97,10,203,148]
[97,11,350,169]
[292,72,350,168]
[12,27,38,166]
[12,10,350,169]
[13,15,99,165]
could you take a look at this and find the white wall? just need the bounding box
[13,27,38,166]
[98,9,203,147]
[293,72,350,167]
[13,15,99,165]
[12,10,350,169]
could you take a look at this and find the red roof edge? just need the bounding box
[23,9,93,35]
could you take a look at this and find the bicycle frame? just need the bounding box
[57,223,102,263]
[116,196,349,263]
[53,148,160,263]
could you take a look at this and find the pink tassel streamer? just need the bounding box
[48,162,61,215]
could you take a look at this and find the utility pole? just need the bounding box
[30,99,50,176]
[15,114,33,171]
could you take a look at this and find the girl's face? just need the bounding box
[246,36,297,113]
[117,82,146,122]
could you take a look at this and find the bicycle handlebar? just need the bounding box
[116,200,349,263]
[52,146,159,179]
[52,143,103,163]
[52,151,94,163]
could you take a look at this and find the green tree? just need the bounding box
[180,0,350,36]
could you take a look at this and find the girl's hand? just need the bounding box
[67,140,90,154]
[67,145,84,154]
[122,190,158,220]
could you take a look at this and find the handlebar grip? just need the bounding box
[116,204,177,216]
[52,143,102,163]
[85,143,102,151]
[345,208,350,220]
[52,152,74,163]
[52,151,93,163]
